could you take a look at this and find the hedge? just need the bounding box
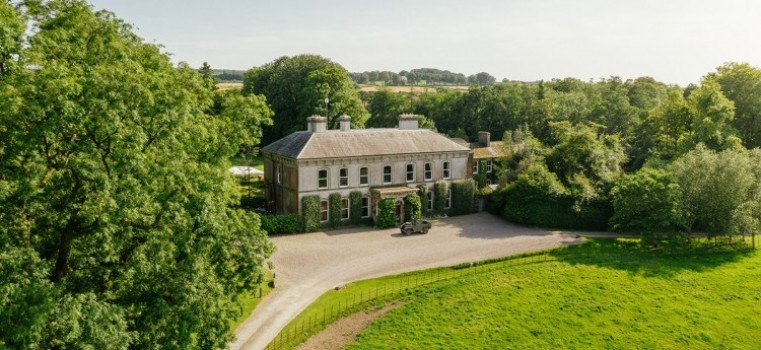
[328,193,342,227]
[433,181,447,214]
[450,179,476,216]
[377,198,397,228]
[350,191,363,224]
[404,194,422,221]
[417,185,430,215]
[259,214,303,235]
[301,195,321,232]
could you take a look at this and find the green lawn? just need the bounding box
[348,239,761,350]
[231,153,264,171]
[230,270,274,331]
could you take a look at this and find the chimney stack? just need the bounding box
[307,115,327,133]
[398,114,419,130]
[339,114,351,132]
[478,131,491,147]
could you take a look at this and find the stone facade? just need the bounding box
[261,115,471,223]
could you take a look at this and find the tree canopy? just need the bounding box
[243,54,368,145]
[0,1,273,348]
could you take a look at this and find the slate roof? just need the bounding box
[261,129,470,160]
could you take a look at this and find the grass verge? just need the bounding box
[230,270,274,331]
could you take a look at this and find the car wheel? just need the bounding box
[404,228,413,235]
[422,228,429,234]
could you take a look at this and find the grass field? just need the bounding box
[345,239,761,350]
[357,84,470,93]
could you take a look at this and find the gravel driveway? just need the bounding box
[231,213,583,350]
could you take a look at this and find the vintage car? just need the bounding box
[400,220,432,235]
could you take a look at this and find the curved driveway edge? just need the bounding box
[231,213,586,350]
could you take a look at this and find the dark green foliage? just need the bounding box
[301,196,321,232]
[259,214,304,235]
[610,168,685,236]
[376,199,397,228]
[417,185,430,215]
[450,179,476,216]
[474,160,488,188]
[404,194,422,221]
[433,181,448,214]
[350,191,363,224]
[498,164,612,230]
[0,2,274,348]
[329,193,342,227]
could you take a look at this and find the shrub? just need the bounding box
[450,179,476,215]
[301,196,321,232]
[377,198,397,228]
[474,160,488,188]
[350,191,363,224]
[328,193,342,227]
[259,214,303,235]
[404,194,422,221]
[433,181,447,214]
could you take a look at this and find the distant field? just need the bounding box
[348,239,761,349]
[358,84,470,93]
[217,82,243,90]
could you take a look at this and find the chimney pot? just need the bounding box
[339,114,351,132]
[398,113,419,130]
[307,115,327,133]
[478,131,491,147]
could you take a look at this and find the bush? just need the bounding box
[329,193,342,227]
[301,195,320,232]
[433,181,447,214]
[259,214,303,235]
[450,179,475,215]
[377,198,397,228]
[404,194,422,221]
[417,185,430,215]
[350,191,363,224]
[497,164,612,230]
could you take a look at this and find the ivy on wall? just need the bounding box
[417,184,430,215]
[433,181,447,214]
[301,195,321,232]
[451,179,476,215]
[404,194,422,221]
[377,198,397,228]
[350,191,363,224]
[329,193,342,227]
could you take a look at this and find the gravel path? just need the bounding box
[231,213,584,350]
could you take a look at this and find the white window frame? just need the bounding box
[276,164,282,184]
[443,161,450,179]
[406,163,415,183]
[361,196,370,218]
[427,191,433,211]
[383,165,392,184]
[445,189,452,209]
[339,167,349,188]
[473,161,479,174]
[318,169,328,189]
[486,178,492,185]
[341,198,350,220]
[424,163,432,181]
[320,200,329,222]
[359,167,368,186]
[487,160,493,173]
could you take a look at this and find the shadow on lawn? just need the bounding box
[550,237,756,278]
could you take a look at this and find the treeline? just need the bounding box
[212,68,245,82]
[349,68,496,86]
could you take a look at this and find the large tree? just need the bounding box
[0,1,273,348]
[712,62,761,149]
[243,54,368,144]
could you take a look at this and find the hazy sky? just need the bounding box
[88,0,761,85]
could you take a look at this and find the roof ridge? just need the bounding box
[295,132,314,159]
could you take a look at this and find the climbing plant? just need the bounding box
[301,195,321,231]
[404,194,423,221]
[329,193,342,227]
[377,198,397,228]
[350,191,363,224]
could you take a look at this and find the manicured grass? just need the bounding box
[230,270,274,331]
[349,239,761,349]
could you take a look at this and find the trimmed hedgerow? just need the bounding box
[350,191,363,224]
[404,193,422,222]
[259,214,303,235]
[377,198,397,228]
[433,181,447,214]
[301,195,321,232]
[329,193,342,227]
[451,179,476,216]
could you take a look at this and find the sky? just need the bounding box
[88,0,761,85]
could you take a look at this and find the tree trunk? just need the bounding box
[52,222,75,283]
